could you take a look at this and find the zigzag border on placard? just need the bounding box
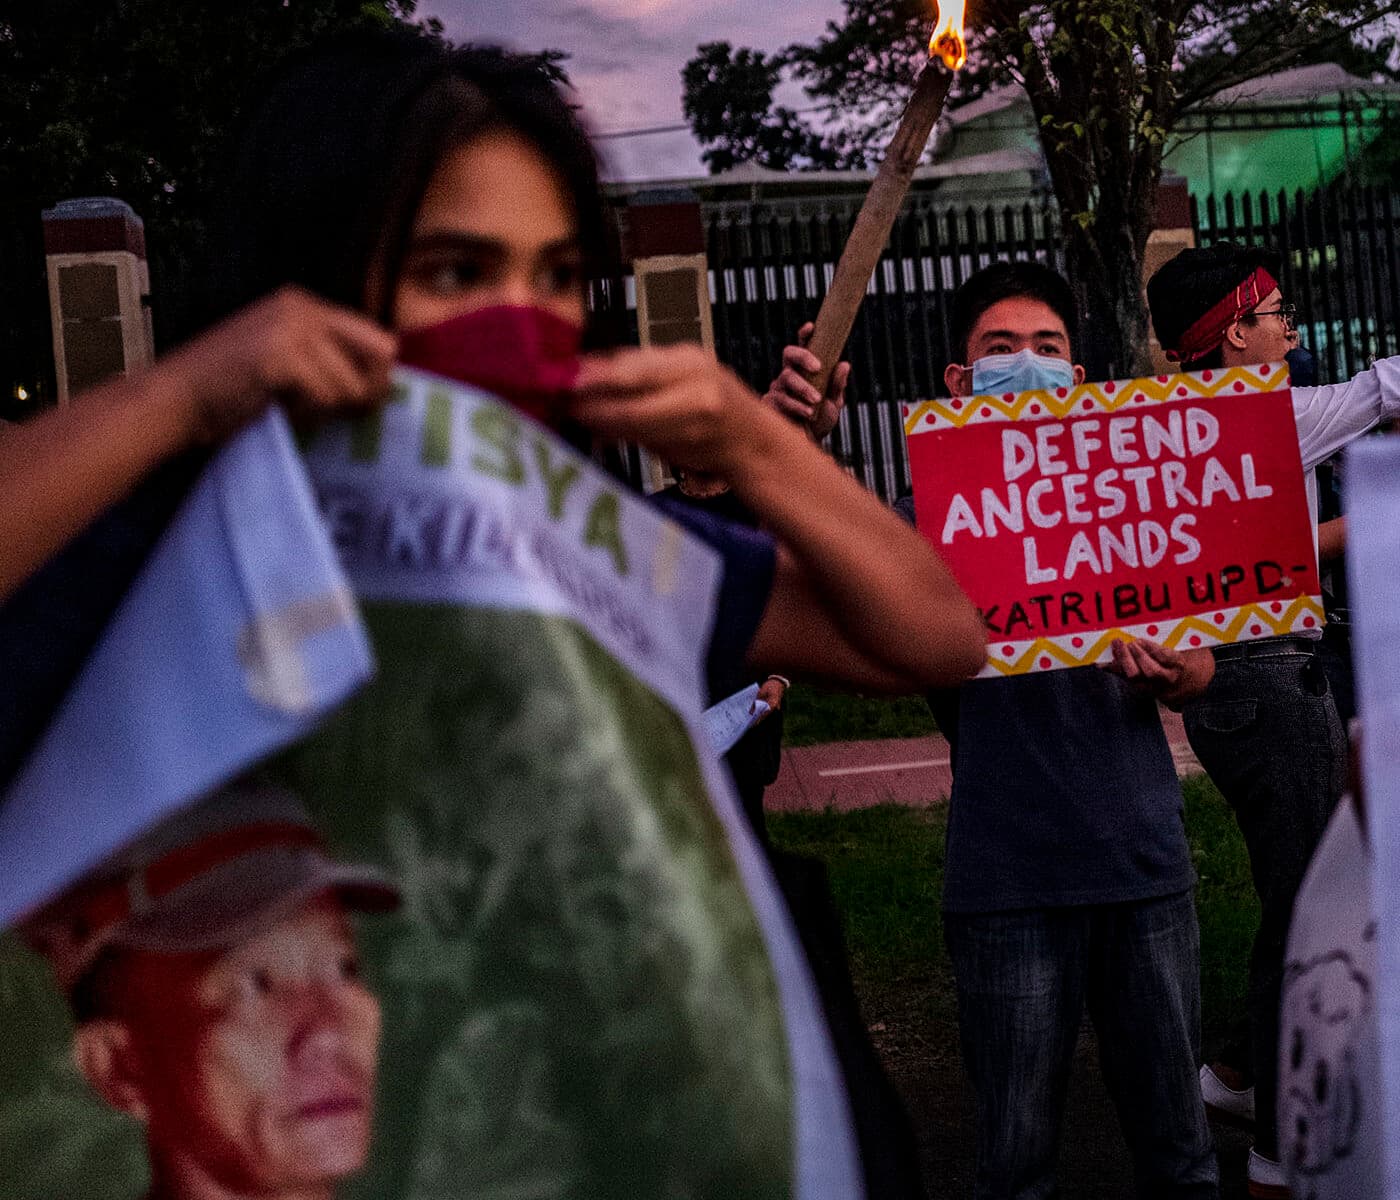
[903,364,1289,436]
[979,594,1325,677]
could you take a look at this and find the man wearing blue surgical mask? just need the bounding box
[942,302,1083,398]
[896,261,1219,1199]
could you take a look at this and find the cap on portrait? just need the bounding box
[19,778,399,994]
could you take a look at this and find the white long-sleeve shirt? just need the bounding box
[1294,355,1400,529]
[1250,357,1400,641]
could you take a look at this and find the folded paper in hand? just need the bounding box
[703,683,771,755]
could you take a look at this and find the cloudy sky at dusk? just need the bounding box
[419,0,846,181]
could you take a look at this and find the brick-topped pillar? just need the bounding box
[625,189,713,351]
[623,189,714,492]
[1144,174,1195,373]
[42,198,153,404]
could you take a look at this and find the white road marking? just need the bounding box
[817,757,951,778]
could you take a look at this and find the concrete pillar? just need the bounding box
[42,198,153,404]
[623,190,713,493]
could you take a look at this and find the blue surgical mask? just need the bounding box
[970,348,1076,394]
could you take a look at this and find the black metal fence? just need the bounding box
[590,182,1400,502]
[1192,185,1400,384]
[702,198,1063,502]
[0,221,54,416]
[591,197,1065,500]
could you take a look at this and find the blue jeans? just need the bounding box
[945,892,1218,1200]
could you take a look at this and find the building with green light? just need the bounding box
[940,62,1400,198]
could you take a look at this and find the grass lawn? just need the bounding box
[768,772,1258,1052]
[782,684,939,748]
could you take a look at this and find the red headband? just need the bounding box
[1166,267,1279,364]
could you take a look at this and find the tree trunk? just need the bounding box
[1063,207,1155,381]
[1009,3,1172,382]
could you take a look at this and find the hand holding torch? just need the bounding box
[802,2,968,397]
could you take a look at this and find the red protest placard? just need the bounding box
[904,364,1323,676]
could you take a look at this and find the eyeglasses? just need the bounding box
[1246,302,1298,334]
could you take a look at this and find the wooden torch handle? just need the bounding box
[803,62,954,396]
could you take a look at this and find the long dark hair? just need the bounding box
[209,29,613,330]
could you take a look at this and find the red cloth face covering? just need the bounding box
[1167,266,1279,364]
[397,305,583,427]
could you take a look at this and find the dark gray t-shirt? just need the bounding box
[894,494,1192,913]
[931,671,1193,913]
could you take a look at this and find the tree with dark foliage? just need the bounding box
[682,43,842,172]
[684,0,1400,375]
[0,1,439,412]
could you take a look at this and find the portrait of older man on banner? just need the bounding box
[18,780,399,1200]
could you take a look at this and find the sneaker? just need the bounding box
[1247,1148,1289,1199]
[1200,1061,1255,1128]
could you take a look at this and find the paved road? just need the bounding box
[766,706,1202,813]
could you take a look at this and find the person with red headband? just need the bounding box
[1148,243,1400,1198]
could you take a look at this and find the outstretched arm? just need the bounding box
[573,345,987,691]
[0,288,396,603]
[1293,358,1400,471]
[0,369,197,603]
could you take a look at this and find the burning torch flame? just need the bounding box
[930,0,967,71]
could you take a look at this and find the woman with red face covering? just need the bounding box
[2,35,979,1198]
[0,32,982,729]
